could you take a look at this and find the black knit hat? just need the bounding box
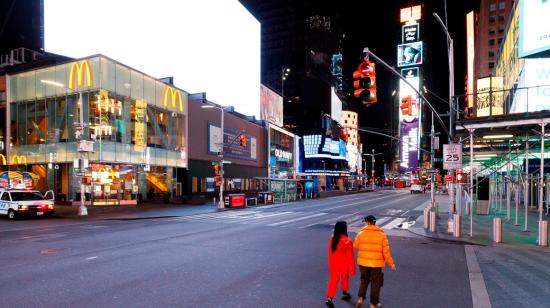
[364,215,377,224]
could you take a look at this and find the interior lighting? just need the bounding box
[482,134,514,139]
[475,153,497,158]
[40,80,64,88]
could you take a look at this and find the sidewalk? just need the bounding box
[410,194,550,308]
[409,194,550,247]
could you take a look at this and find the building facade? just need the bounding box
[187,96,267,202]
[6,55,188,205]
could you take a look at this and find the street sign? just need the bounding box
[443,144,462,170]
[444,174,453,182]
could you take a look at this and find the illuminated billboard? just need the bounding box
[260,85,283,127]
[400,5,422,23]
[510,58,550,113]
[476,77,504,117]
[518,0,550,57]
[397,42,423,67]
[399,69,420,173]
[302,135,346,160]
[44,0,261,117]
[466,11,475,108]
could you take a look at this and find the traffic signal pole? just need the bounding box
[218,108,225,209]
[362,48,450,139]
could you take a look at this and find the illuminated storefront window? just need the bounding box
[7,55,188,204]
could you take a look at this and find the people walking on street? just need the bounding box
[353,215,396,308]
[325,221,356,307]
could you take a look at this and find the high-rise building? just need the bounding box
[475,0,515,79]
[0,0,44,54]
[238,0,344,136]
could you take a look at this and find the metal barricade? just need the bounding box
[493,218,502,243]
[539,220,548,247]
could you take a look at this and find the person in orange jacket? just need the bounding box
[353,215,396,308]
[325,221,356,307]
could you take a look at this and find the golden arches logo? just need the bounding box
[69,60,93,89]
[0,154,6,165]
[163,86,184,113]
[10,155,27,165]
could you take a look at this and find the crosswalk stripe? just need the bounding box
[267,212,328,226]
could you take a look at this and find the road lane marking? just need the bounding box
[326,194,405,210]
[85,256,98,261]
[465,245,492,308]
[381,217,407,230]
[268,212,328,226]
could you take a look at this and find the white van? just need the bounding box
[0,190,55,220]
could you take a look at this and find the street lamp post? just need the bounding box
[281,67,290,101]
[434,12,456,219]
[433,13,455,141]
[364,150,383,190]
[202,104,225,209]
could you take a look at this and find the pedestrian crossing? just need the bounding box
[165,208,418,234]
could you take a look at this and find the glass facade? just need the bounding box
[6,55,188,204]
[269,126,295,178]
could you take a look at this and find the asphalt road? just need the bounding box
[0,190,473,308]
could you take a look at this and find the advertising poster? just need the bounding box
[134,99,147,152]
[260,85,283,127]
[476,77,504,116]
[208,123,256,161]
[399,120,419,173]
[397,41,423,67]
[510,58,550,113]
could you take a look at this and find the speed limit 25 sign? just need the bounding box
[443,144,462,170]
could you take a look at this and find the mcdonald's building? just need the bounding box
[5,55,188,205]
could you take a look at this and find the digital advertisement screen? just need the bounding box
[397,42,423,67]
[44,0,261,117]
[518,0,550,57]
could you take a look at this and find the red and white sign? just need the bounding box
[444,175,454,182]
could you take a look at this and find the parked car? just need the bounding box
[410,184,423,194]
[0,190,55,220]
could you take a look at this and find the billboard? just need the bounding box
[331,87,343,125]
[518,0,550,57]
[302,135,346,160]
[510,58,550,113]
[476,77,504,116]
[260,84,283,127]
[208,123,257,161]
[466,11,475,108]
[397,42,423,67]
[399,69,420,173]
[44,0,260,117]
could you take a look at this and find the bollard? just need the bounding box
[429,211,436,232]
[453,214,461,238]
[493,218,502,243]
[538,220,548,247]
[423,207,430,229]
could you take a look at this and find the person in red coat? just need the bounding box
[326,221,356,307]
